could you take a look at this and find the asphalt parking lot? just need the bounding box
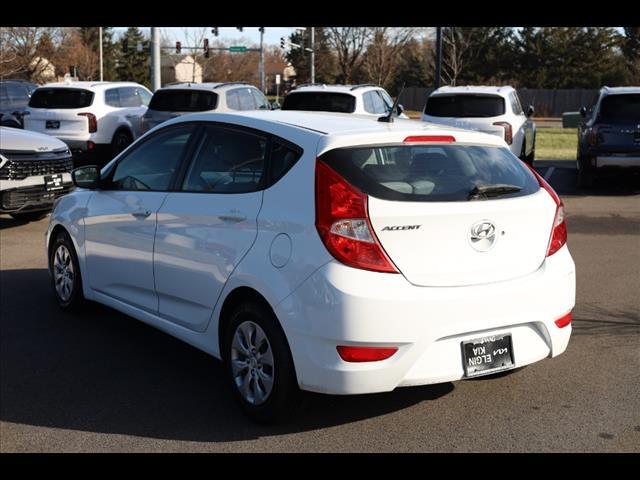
[1,160,639,452]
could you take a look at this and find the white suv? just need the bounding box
[281,84,409,119]
[422,86,536,164]
[47,111,575,423]
[24,81,152,166]
[142,82,272,133]
[1,127,73,220]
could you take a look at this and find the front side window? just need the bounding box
[109,126,193,191]
[138,88,152,106]
[119,87,142,107]
[319,144,539,202]
[182,126,267,193]
[236,88,257,110]
[363,91,387,114]
[251,88,270,109]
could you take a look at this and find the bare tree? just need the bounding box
[440,27,479,86]
[325,27,373,83]
[363,27,423,89]
[0,27,65,81]
[182,27,208,82]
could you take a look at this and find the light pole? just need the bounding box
[259,27,265,93]
[99,27,103,81]
[310,27,315,84]
[151,27,161,91]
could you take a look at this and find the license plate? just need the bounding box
[46,120,60,129]
[44,174,64,191]
[462,334,514,377]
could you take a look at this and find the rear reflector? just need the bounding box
[404,135,456,143]
[555,312,572,328]
[337,345,398,362]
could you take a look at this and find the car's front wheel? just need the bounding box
[223,301,301,423]
[49,231,85,311]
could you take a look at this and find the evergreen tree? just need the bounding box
[285,28,337,84]
[622,27,640,83]
[391,38,431,94]
[116,27,150,87]
[78,27,118,81]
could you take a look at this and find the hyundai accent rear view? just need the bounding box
[46,111,575,423]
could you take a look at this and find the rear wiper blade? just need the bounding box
[468,184,522,200]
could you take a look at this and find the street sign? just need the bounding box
[275,74,281,85]
[229,46,247,53]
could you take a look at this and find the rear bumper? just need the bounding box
[276,245,575,395]
[596,155,640,168]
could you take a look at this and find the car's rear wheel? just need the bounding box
[10,211,48,222]
[49,231,85,311]
[111,130,132,158]
[223,301,301,424]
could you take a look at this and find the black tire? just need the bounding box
[9,211,48,222]
[577,156,595,189]
[223,301,301,424]
[49,230,86,311]
[111,130,132,158]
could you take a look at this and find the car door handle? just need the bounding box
[131,210,151,219]
[219,214,246,223]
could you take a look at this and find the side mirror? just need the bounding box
[579,106,588,117]
[526,105,535,118]
[396,104,404,116]
[270,101,281,110]
[72,166,100,189]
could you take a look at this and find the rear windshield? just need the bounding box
[281,92,356,113]
[148,89,218,112]
[29,88,94,109]
[319,144,539,202]
[598,94,640,123]
[424,95,505,117]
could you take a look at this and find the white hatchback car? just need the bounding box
[24,81,152,166]
[142,82,272,134]
[422,86,536,165]
[282,84,409,119]
[47,111,575,423]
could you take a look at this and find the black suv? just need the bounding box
[0,80,39,128]
[577,87,640,188]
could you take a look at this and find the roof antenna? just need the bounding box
[378,82,405,123]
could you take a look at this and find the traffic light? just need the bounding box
[280,37,286,49]
[258,27,264,34]
[176,41,181,54]
[211,27,219,37]
[122,38,128,53]
[203,38,209,58]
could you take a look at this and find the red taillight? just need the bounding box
[587,125,608,146]
[493,121,513,144]
[315,160,398,273]
[336,345,398,362]
[522,162,567,257]
[78,112,97,133]
[554,312,572,328]
[403,135,456,143]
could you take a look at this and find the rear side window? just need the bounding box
[105,88,120,107]
[182,126,267,193]
[319,144,539,202]
[269,139,302,186]
[148,89,218,112]
[226,88,257,111]
[598,94,640,123]
[281,92,356,113]
[29,88,94,109]
[363,91,387,114]
[424,95,505,118]
[509,92,523,114]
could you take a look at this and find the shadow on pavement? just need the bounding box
[0,215,31,230]
[534,161,640,196]
[0,268,453,442]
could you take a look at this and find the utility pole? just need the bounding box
[310,27,315,84]
[259,27,265,93]
[151,27,161,91]
[99,27,103,81]
[435,27,443,89]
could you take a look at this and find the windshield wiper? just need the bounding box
[468,184,522,200]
